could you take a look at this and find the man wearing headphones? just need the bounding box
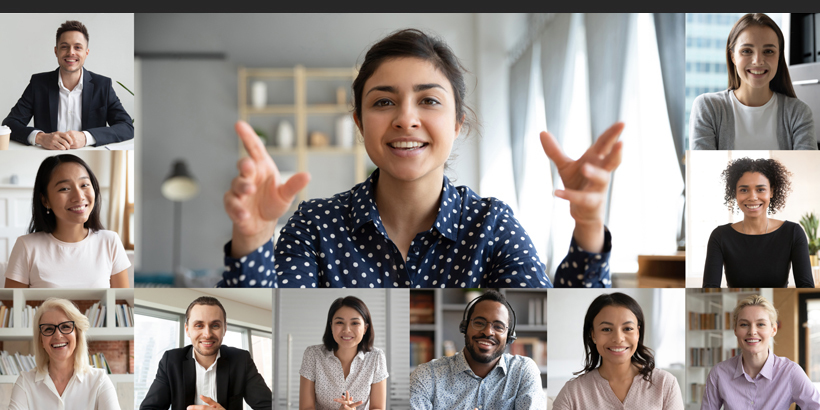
[410,290,546,409]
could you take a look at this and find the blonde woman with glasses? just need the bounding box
[9,298,120,410]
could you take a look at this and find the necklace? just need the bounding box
[742,218,769,235]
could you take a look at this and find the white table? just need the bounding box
[6,139,134,150]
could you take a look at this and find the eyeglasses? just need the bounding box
[39,321,75,336]
[470,318,508,334]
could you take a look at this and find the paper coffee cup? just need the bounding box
[0,125,10,150]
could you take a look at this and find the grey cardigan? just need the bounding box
[690,90,817,150]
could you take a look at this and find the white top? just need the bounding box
[730,90,779,150]
[28,68,96,146]
[193,348,220,405]
[300,344,388,410]
[5,230,131,288]
[9,367,120,410]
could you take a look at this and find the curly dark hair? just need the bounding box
[721,157,791,214]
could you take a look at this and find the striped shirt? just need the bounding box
[702,352,820,410]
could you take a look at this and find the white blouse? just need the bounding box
[300,344,388,410]
[9,367,120,410]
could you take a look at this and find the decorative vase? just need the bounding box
[276,120,295,149]
[336,115,355,148]
[251,81,267,109]
[811,254,818,267]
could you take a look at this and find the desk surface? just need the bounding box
[6,139,134,151]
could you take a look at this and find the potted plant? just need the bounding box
[800,212,820,266]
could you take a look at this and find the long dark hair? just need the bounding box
[29,154,104,234]
[322,296,374,353]
[726,13,796,98]
[576,293,655,382]
[352,28,478,138]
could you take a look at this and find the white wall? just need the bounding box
[0,13,135,124]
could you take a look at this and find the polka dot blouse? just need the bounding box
[218,170,612,288]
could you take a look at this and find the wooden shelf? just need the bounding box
[238,65,367,203]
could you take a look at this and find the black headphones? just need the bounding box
[459,292,517,345]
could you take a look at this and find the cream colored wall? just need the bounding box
[135,288,271,331]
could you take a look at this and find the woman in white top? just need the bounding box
[299,296,388,410]
[690,13,816,150]
[5,154,130,288]
[9,298,120,410]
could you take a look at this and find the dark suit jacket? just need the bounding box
[1,68,134,146]
[140,345,272,410]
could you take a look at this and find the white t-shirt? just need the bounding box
[300,344,388,410]
[9,367,120,410]
[730,90,779,149]
[5,230,130,288]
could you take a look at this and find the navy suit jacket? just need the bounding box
[140,345,272,410]
[1,68,133,146]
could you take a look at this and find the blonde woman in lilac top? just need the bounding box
[702,295,820,410]
[553,293,683,410]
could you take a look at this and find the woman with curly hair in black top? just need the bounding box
[702,157,814,287]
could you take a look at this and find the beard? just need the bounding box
[464,334,504,364]
[193,339,221,358]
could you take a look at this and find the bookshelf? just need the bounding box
[684,288,773,410]
[237,66,369,222]
[409,289,548,386]
[0,289,134,409]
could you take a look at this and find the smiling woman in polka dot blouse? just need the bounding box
[219,29,623,289]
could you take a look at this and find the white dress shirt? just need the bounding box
[9,367,120,410]
[27,68,96,146]
[193,348,220,405]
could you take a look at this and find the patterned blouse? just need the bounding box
[219,169,612,288]
[300,344,388,410]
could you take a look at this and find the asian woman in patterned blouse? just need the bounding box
[299,296,387,410]
[220,28,624,288]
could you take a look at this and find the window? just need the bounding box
[799,293,820,392]
[134,308,181,407]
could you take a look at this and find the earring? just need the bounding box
[46,208,50,214]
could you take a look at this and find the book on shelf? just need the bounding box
[689,347,723,367]
[0,351,35,376]
[409,335,434,367]
[690,383,705,403]
[509,337,547,367]
[114,303,133,328]
[89,352,112,374]
[688,312,723,330]
[409,292,434,324]
[84,301,108,328]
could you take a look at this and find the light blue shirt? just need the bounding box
[410,349,545,410]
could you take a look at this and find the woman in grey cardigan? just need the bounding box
[690,13,816,150]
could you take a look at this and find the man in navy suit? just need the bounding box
[140,296,272,410]
[1,20,133,149]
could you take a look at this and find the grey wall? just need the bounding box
[0,13,135,125]
[135,13,493,274]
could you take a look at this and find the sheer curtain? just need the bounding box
[509,14,683,281]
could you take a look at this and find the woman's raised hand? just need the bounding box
[224,121,310,258]
[540,122,624,253]
[333,391,364,410]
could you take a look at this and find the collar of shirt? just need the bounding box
[35,367,86,384]
[57,67,84,93]
[454,347,509,378]
[348,169,460,242]
[320,345,366,362]
[732,351,775,381]
[193,347,222,372]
